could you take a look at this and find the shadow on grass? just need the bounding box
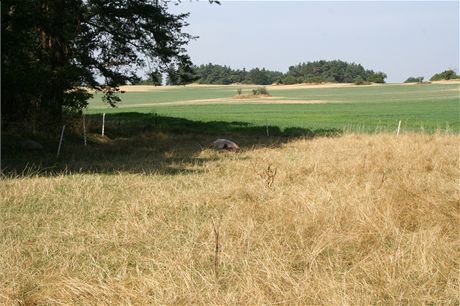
[1,112,341,177]
[86,112,341,138]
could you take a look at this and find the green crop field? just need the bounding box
[87,83,460,133]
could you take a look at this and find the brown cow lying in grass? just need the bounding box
[212,139,240,152]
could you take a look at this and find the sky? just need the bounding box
[169,1,460,83]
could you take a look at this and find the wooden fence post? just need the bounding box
[57,125,66,158]
[83,114,87,146]
[102,113,106,136]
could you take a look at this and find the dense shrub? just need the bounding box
[353,76,371,85]
[404,76,424,83]
[430,70,460,81]
[304,76,326,84]
[252,87,269,95]
[282,75,298,85]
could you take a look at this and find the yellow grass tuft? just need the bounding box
[1,133,459,304]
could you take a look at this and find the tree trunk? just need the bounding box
[39,0,66,127]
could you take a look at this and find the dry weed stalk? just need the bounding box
[211,215,222,279]
[265,164,277,188]
[253,161,278,188]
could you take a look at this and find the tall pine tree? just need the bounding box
[1,0,217,130]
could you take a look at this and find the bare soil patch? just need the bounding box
[233,93,271,99]
[430,80,460,85]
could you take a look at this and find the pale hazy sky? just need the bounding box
[169,1,459,83]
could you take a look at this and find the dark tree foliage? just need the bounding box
[430,70,460,81]
[194,63,246,84]
[133,69,163,86]
[404,76,424,83]
[194,63,282,85]
[1,0,217,129]
[166,62,199,85]
[131,69,163,86]
[246,68,283,85]
[193,61,387,86]
[282,60,387,84]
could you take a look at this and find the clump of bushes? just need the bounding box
[404,76,424,83]
[353,77,371,85]
[304,76,326,84]
[234,87,270,99]
[252,87,269,96]
[282,75,298,85]
[430,70,460,81]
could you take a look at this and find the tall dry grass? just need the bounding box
[1,133,459,304]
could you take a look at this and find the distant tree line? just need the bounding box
[283,60,386,84]
[137,60,388,86]
[193,64,284,85]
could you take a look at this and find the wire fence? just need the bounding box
[82,112,457,139]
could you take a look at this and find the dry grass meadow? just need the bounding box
[1,133,459,304]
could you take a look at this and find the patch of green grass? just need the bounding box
[89,86,237,108]
[271,83,459,103]
[87,84,460,133]
[160,100,458,132]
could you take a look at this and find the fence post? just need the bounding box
[265,118,269,137]
[57,125,66,158]
[102,113,106,136]
[396,120,401,135]
[83,114,87,146]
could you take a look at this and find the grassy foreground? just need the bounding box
[1,132,459,304]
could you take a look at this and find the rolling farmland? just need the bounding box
[87,82,460,133]
[3,83,459,304]
[3,1,460,304]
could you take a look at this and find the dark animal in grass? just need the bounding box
[212,139,240,152]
